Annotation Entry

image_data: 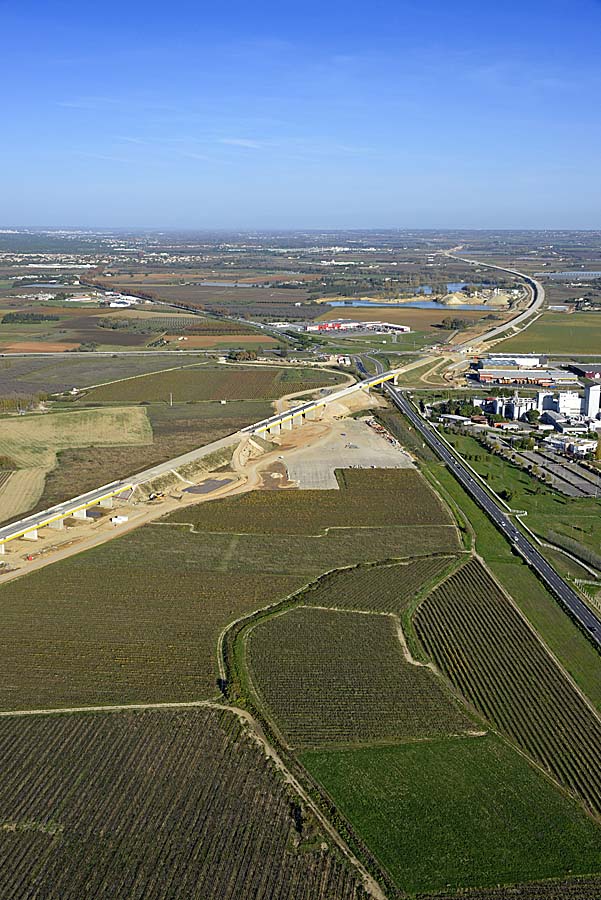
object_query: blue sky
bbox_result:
[2,0,601,228]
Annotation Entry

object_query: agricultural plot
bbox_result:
[168,468,457,534]
[498,310,601,354]
[36,400,272,511]
[0,407,152,470]
[246,607,473,748]
[0,537,302,709]
[418,876,601,900]
[0,469,46,523]
[0,707,366,900]
[83,364,345,403]
[0,467,458,711]
[96,279,316,320]
[301,734,601,895]
[0,407,153,522]
[302,556,457,614]
[0,354,210,395]
[146,523,459,577]
[414,558,601,817]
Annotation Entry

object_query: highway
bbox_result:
[384,384,601,649]
[445,252,545,349]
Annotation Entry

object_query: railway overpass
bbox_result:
[244,368,405,436]
[0,369,403,554]
[0,481,134,553]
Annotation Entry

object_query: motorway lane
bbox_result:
[385,385,601,649]
[446,252,545,349]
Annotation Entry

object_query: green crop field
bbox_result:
[83,364,345,403]
[414,558,601,817]
[167,468,458,534]
[497,311,601,354]
[0,707,366,900]
[301,734,601,895]
[246,606,473,748]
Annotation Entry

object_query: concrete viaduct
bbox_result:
[0,367,403,554]
[244,368,404,437]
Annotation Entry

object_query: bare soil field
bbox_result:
[164,333,278,348]
[317,306,499,330]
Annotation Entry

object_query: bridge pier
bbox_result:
[22,529,38,541]
[71,509,89,520]
[267,423,281,436]
[48,519,64,530]
[280,418,293,431]
[99,497,114,509]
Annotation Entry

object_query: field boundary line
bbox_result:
[0,700,219,717]
[77,359,209,392]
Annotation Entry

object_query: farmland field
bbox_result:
[317,304,497,330]
[0,469,458,710]
[0,707,366,900]
[96,279,317,320]
[418,875,601,900]
[0,407,152,470]
[302,556,458,614]
[167,468,458,534]
[497,310,601,354]
[83,364,345,403]
[0,534,302,709]
[421,460,601,711]
[301,734,601,895]
[0,469,46,522]
[35,400,273,512]
[0,407,153,522]
[0,354,211,395]
[414,558,601,817]
[246,606,473,748]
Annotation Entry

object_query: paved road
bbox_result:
[445,252,546,349]
[385,385,601,649]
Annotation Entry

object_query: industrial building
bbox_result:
[568,363,601,380]
[544,435,598,457]
[477,367,579,388]
[305,319,411,334]
[477,354,545,369]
